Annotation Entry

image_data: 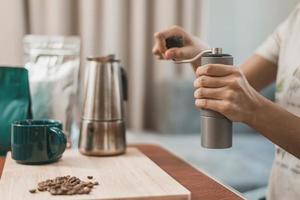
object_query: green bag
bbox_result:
[0,66,32,155]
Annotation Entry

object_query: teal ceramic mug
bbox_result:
[11,119,66,164]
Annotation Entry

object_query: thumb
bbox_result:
[165,48,185,60]
[165,46,198,60]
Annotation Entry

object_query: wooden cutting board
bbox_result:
[0,148,190,200]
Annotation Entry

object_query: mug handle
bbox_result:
[49,127,67,159]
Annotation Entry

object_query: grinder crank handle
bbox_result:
[165,36,221,64]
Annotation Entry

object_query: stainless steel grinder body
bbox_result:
[200,52,233,148]
[79,55,127,156]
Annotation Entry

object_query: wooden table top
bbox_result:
[0,144,245,200]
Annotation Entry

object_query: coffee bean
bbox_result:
[50,188,57,195]
[87,183,94,188]
[93,181,99,185]
[37,186,46,192]
[29,189,36,193]
[67,189,76,195]
[78,189,85,194]
[83,187,91,194]
[56,189,63,195]
[73,183,82,190]
[31,175,99,196]
[82,181,88,187]
[61,186,69,192]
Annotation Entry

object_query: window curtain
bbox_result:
[0,0,204,131]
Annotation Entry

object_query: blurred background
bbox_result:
[0,0,299,198]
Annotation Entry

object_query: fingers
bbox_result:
[159,25,184,39]
[194,75,229,88]
[152,26,186,59]
[194,87,223,100]
[194,87,235,100]
[152,32,167,58]
[154,53,164,60]
[195,99,233,115]
[165,47,186,60]
[195,99,227,112]
[196,64,237,77]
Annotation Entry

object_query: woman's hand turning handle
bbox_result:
[152,25,209,71]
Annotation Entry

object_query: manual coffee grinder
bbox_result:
[166,37,233,149]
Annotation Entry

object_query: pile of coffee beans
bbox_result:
[29,175,99,195]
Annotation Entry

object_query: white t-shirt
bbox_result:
[256,3,300,200]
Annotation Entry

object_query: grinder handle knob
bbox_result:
[165,36,184,49]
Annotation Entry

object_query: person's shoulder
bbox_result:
[292,3,300,14]
[284,3,300,25]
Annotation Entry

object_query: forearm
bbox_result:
[240,54,277,91]
[248,96,300,159]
